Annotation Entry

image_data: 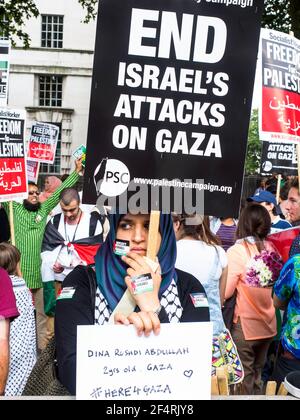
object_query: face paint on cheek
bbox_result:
[113,239,130,256]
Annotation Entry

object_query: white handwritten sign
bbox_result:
[76,322,213,400]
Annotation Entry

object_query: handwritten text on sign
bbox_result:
[76,322,213,400]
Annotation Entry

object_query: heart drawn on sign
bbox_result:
[183,370,193,378]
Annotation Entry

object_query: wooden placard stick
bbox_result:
[276,174,282,204]
[109,210,161,321]
[265,381,277,396]
[9,201,15,246]
[277,382,288,396]
[211,376,219,396]
[146,210,161,261]
[216,367,229,396]
[36,162,40,183]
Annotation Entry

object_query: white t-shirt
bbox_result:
[175,239,227,335]
[41,210,103,283]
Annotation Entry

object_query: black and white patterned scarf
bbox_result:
[5,276,37,396]
[94,279,183,325]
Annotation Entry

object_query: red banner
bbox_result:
[268,226,300,263]
[262,87,300,138]
[0,108,27,202]
[259,29,300,144]
[27,122,59,164]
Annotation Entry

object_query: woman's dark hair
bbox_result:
[236,203,271,252]
[0,242,21,275]
[173,213,220,245]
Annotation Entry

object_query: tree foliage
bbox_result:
[0,0,99,47]
[262,0,290,34]
[0,0,39,48]
[2,0,300,46]
[78,0,98,23]
[245,109,262,175]
[262,0,300,39]
[289,0,300,39]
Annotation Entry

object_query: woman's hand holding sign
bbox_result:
[123,251,162,311]
[114,251,162,336]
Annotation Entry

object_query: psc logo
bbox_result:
[262,161,272,172]
[94,158,130,197]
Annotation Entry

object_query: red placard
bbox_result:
[26,159,40,183]
[268,226,300,263]
[0,108,27,202]
[262,88,300,138]
[27,122,59,164]
[259,29,300,144]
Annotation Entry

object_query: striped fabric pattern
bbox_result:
[2,171,79,289]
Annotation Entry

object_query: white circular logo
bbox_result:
[94,158,130,197]
[262,161,273,172]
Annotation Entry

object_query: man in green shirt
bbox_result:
[2,158,83,351]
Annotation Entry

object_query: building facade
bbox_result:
[7,0,97,175]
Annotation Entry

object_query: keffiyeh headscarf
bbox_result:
[95,212,177,311]
[39,176,62,202]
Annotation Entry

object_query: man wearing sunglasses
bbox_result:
[24,185,42,212]
[1,158,83,352]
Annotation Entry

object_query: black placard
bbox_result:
[83,0,264,217]
[260,141,298,176]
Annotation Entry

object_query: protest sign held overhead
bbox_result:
[260,141,298,176]
[73,144,86,167]
[0,40,10,107]
[0,108,27,201]
[259,29,300,144]
[83,0,264,217]
[26,160,40,183]
[27,121,60,164]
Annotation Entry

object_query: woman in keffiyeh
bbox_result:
[55,212,210,395]
[95,212,177,313]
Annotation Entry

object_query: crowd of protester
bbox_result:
[0,171,300,398]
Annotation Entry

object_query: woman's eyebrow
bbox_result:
[119,217,132,223]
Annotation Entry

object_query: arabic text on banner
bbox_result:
[0,108,27,202]
[27,121,60,164]
[260,29,300,144]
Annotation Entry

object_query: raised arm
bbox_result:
[225,245,246,299]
